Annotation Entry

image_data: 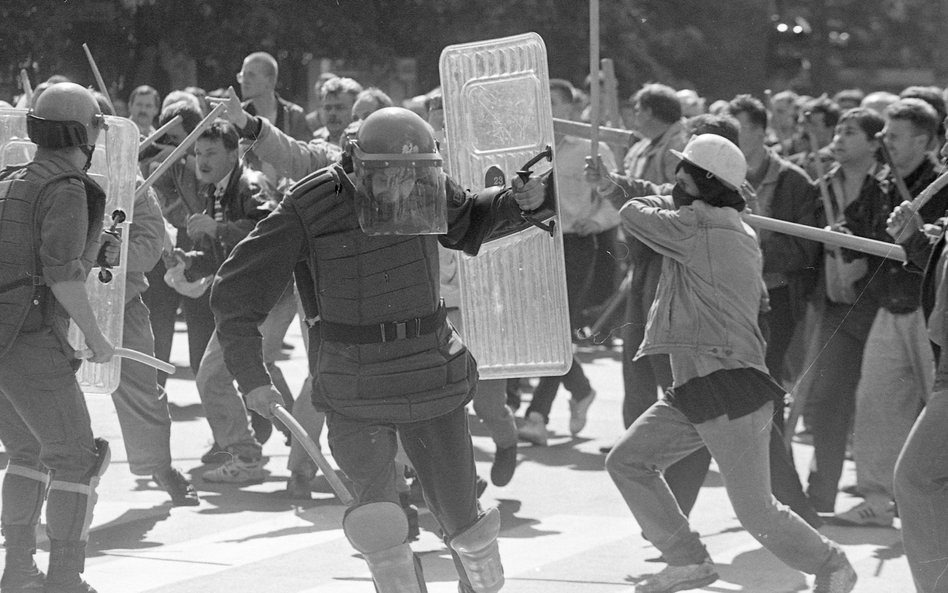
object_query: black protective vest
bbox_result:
[289,166,475,422]
[0,163,104,358]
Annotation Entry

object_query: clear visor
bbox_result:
[352,144,447,235]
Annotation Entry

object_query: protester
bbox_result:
[128,85,160,136]
[604,133,857,593]
[312,76,362,145]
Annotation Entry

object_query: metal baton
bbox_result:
[270,403,354,506]
[76,347,176,375]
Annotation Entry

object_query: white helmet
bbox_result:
[670,134,746,190]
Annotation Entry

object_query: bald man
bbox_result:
[238,51,311,142]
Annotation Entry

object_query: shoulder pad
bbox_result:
[287,166,341,203]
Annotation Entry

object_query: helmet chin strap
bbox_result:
[79,145,96,172]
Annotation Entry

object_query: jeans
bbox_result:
[854,309,932,502]
[894,389,948,593]
[802,300,876,512]
[0,330,100,542]
[110,296,173,475]
[606,400,835,573]
[197,284,297,459]
[327,403,481,590]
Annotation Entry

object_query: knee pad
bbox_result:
[343,502,426,593]
[448,507,503,593]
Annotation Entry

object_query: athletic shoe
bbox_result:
[200,442,228,464]
[153,467,200,506]
[569,389,596,435]
[812,549,857,593]
[517,412,548,446]
[490,443,517,486]
[201,457,268,484]
[832,499,895,527]
[634,559,718,593]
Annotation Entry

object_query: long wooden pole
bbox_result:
[589,0,600,160]
[139,115,183,153]
[136,102,227,200]
[19,69,33,106]
[82,43,115,115]
[746,214,906,262]
[553,118,634,147]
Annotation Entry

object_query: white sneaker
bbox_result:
[569,389,596,435]
[202,457,268,484]
[635,559,718,593]
[832,499,895,527]
[517,412,548,446]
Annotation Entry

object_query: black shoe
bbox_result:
[490,444,517,487]
[1,550,45,592]
[285,472,313,500]
[249,410,273,445]
[475,475,488,498]
[154,467,200,507]
[200,442,228,464]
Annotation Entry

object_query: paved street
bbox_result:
[1,319,914,592]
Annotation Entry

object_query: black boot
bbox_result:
[1,524,44,593]
[44,540,96,593]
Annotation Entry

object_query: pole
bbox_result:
[746,214,906,262]
[589,0,600,161]
[136,102,227,201]
[271,404,354,506]
[82,43,115,116]
[19,69,33,106]
[139,115,183,154]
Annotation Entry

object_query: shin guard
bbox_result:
[342,502,426,593]
[448,507,503,593]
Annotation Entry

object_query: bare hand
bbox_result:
[584,155,613,194]
[99,233,121,267]
[886,200,921,240]
[572,218,599,236]
[187,213,218,240]
[245,385,284,419]
[220,86,249,129]
[80,333,115,364]
[511,175,544,211]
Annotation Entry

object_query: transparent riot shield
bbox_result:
[439,33,572,379]
[0,109,138,394]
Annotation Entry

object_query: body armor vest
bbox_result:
[0,163,104,358]
[289,166,475,422]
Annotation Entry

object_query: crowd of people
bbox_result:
[1,47,947,593]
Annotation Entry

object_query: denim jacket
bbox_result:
[620,196,768,369]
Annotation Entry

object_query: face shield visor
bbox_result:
[351,141,447,235]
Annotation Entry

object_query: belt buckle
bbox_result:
[395,321,407,340]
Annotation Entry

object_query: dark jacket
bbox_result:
[181,162,276,280]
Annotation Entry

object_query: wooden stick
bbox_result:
[82,43,115,115]
[746,213,906,262]
[600,58,620,128]
[909,169,948,212]
[588,0,600,161]
[553,118,635,147]
[271,404,354,505]
[136,102,227,200]
[805,127,837,225]
[139,115,183,153]
[19,69,33,106]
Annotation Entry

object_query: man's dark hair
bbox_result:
[685,113,740,145]
[632,83,681,125]
[198,120,239,152]
[160,100,203,135]
[900,85,946,137]
[549,79,576,106]
[727,94,768,130]
[801,96,841,129]
[886,98,939,141]
[837,107,885,141]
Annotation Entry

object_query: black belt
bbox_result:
[320,302,446,344]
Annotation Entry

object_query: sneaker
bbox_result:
[285,472,313,500]
[832,499,895,527]
[813,549,857,593]
[154,467,200,506]
[635,560,718,593]
[517,412,548,446]
[200,442,228,465]
[569,389,596,436]
[201,456,268,484]
[490,443,517,487]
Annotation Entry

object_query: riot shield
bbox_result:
[439,33,572,379]
[0,109,138,394]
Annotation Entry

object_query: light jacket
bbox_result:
[620,196,767,369]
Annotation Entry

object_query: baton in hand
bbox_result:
[76,347,176,375]
[270,403,354,506]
